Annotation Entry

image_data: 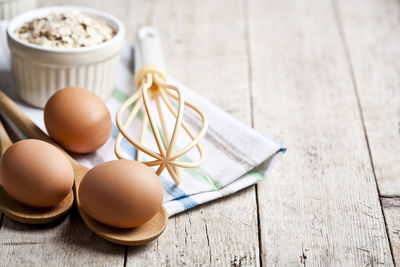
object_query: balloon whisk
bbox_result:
[114,28,208,185]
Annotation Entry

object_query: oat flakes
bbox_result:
[15,11,115,48]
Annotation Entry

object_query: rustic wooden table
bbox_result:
[1,0,399,266]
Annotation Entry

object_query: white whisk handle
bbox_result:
[135,27,165,72]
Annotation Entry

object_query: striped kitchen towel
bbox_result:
[0,23,285,216]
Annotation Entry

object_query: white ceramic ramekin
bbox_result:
[0,0,36,20]
[7,6,125,108]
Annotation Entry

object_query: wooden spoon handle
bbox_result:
[0,120,13,155]
[0,91,52,143]
[0,91,84,172]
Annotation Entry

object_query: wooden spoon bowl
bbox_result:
[78,204,168,246]
[0,90,168,245]
[0,120,74,224]
[0,187,74,224]
[71,159,168,245]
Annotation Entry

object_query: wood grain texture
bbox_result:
[381,198,400,266]
[0,207,124,266]
[333,0,400,198]
[383,207,400,266]
[334,0,400,262]
[126,0,260,265]
[248,0,393,265]
[127,188,259,266]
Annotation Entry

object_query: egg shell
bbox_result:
[44,87,112,153]
[0,139,74,208]
[78,159,164,228]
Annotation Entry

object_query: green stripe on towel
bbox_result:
[248,169,266,182]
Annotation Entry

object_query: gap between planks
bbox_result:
[250,0,393,265]
[331,0,396,263]
[333,0,400,264]
[242,0,264,266]
[381,197,400,209]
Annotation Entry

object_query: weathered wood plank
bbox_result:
[0,208,124,266]
[382,207,400,266]
[124,0,261,266]
[248,0,393,265]
[381,198,400,266]
[334,0,400,263]
[334,0,400,198]
[127,188,258,266]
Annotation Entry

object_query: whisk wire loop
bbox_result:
[115,69,208,185]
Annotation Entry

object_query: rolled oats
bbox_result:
[15,11,116,48]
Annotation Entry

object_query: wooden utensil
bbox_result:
[0,119,74,224]
[0,90,168,245]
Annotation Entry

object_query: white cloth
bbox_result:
[0,22,285,216]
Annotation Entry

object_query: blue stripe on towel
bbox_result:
[111,125,138,158]
[111,123,197,210]
[158,176,197,210]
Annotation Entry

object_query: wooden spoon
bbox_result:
[0,119,74,224]
[0,91,168,245]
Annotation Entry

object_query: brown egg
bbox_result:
[0,139,74,208]
[78,159,164,228]
[44,87,112,153]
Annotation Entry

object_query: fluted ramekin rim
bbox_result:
[7,6,125,54]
